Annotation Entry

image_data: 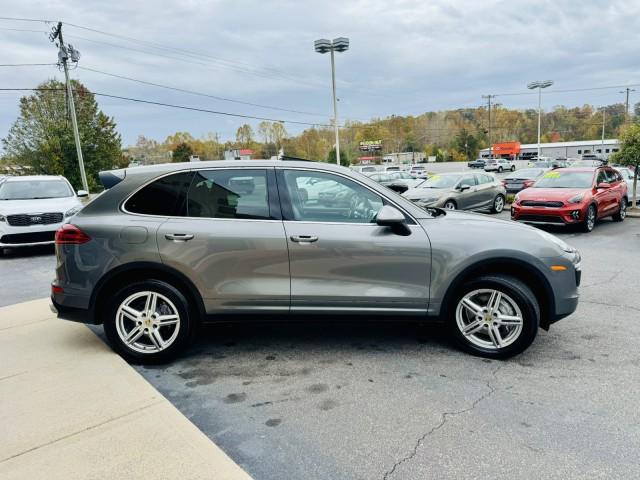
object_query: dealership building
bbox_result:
[479,139,620,160]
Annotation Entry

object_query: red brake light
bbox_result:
[55,224,91,245]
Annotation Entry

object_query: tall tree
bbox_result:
[172,142,194,163]
[235,124,254,146]
[2,79,122,190]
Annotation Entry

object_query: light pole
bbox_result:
[315,37,349,166]
[527,80,553,159]
[619,88,635,123]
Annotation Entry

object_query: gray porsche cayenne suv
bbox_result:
[51,160,581,364]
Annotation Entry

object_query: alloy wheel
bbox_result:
[455,288,524,350]
[586,206,596,231]
[494,195,504,213]
[444,201,456,210]
[620,201,627,219]
[115,291,181,354]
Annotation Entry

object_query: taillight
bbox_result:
[55,224,91,245]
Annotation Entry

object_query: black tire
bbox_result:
[491,194,505,214]
[498,166,503,173]
[448,275,540,359]
[443,199,457,210]
[510,165,516,172]
[612,199,626,222]
[103,279,197,364]
[581,204,597,232]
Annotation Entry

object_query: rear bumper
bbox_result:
[51,283,97,324]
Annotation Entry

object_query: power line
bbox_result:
[0,63,56,66]
[0,16,53,23]
[494,83,640,97]
[0,87,334,126]
[76,65,329,117]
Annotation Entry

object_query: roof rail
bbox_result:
[279,155,316,162]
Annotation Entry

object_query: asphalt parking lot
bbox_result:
[1,209,639,479]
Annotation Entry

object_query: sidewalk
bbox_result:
[0,298,252,480]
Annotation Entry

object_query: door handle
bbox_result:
[165,233,194,242]
[290,235,318,243]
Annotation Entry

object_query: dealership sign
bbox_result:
[359,140,383,152]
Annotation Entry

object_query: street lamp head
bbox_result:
[314,39,332,54]
[332,37,349,52]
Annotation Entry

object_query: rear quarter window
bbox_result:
[124,172,193,216]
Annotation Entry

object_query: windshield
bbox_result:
[506,168,544,179]
[419,174,460,189]
[0,180,74,200]
[533,171,594,189]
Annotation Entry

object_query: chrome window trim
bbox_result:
[120,166,277,221]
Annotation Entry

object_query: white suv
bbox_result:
[0,176,86,253]
[484,158,515,173]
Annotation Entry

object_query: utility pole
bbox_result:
[50,22,89,193]
[619,87,635,123]
[482,94,496,157]
[601,108,606,152]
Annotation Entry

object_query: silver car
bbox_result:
[403,172,506,213]
[51,161,580,363]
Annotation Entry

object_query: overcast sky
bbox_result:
[1,0,639,147]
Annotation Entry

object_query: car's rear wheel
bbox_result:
[443,200,457,210]
[498,166,503,173]
[510,165,516,172]
[581,204,596,232]
[103,279,196,364]
[491,194,505,214]
[449,275,539,359]
[612,199,626,222]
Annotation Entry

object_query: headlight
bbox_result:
[64,206,82,218]
[568,193,585,204]
[0,214,5,222]
[417,197,439,204]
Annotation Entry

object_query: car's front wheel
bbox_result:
[103,280,196,364]
[581,204,597,232]
[510,165,516,172]
[449,275,539,359]
[498,166,503,173]
[443,200,457,210]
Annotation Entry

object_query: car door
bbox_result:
[593,169,614,217]
[277,168,431,313]
[607,169,625,209]
[156,168,290,314]
[455,174,480,209]
[473,173,497,208]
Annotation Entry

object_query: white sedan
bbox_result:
[0,176,86,252]
[614,167,640,204]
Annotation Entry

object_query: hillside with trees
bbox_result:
[125,102,638,165]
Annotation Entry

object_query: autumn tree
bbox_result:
[235,124,254,146]
[172,142,194,163]
[2,79,122,190]
[610,123,640,209]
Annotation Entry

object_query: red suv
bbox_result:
[511,167,627,232]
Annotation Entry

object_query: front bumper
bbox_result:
[0,222,64,248]
[511,203,587,225]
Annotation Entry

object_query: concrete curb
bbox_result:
[0,298,252,480]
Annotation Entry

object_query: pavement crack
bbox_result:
[382,365,503,480]
[581,269,623,288]
[581,299,640,313]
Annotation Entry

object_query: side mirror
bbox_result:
[77,190,89,197]
[458,184,471,191]
[596,182,610,190]
[376,205,411,236]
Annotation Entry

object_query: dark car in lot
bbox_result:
[467,158,486,169]
[511,167,627,232]
[51,160,581,364]
[501,168,548,194]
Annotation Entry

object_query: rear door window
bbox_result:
[187,169,271,220]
